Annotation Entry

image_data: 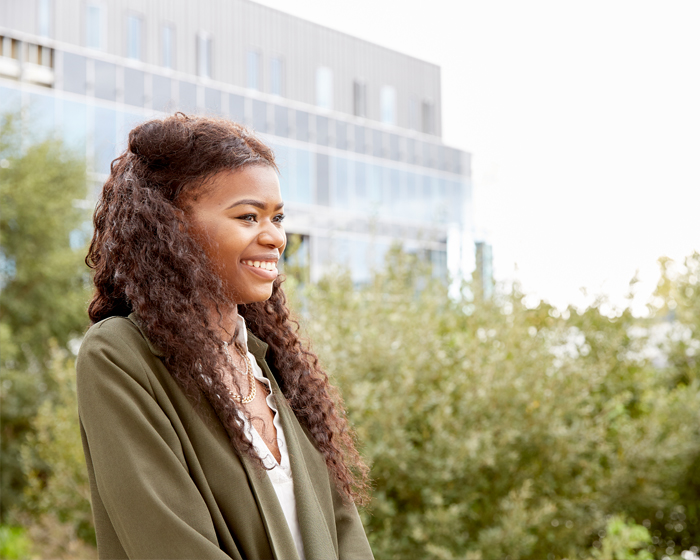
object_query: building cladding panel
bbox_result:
[1,0,441,134]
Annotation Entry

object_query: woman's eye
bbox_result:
[238,214,257,222]
[273,214,286,224]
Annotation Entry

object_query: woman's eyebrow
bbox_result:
[226,199,284,210]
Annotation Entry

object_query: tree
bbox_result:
[0,113,91,522]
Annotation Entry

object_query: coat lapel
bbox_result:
[248,333,339,560]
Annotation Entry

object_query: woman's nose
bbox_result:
[258,223,286,249]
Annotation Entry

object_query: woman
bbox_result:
[77,114,373,560]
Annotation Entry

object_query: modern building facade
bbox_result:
[0,0,473,284]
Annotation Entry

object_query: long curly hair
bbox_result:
[86,113,369,505]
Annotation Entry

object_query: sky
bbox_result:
[256,0,700,313]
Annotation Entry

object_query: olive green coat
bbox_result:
[77,315,373,560]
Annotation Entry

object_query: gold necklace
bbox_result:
[222,341,256,404]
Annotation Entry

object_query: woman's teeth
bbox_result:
[243,260,277,271]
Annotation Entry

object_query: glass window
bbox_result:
[389,134,400,161]
[38,0,52,37]
[85,4,104,50]
[197,33,212,79]
[252,99,267,132]
[247,49,260,90]
[295,148,312,205]
[380,86,396,125]
[27,93,55,139]
[94,61,116,101]
[93,106,117,174]
[315,67,333,110]
[126,15,143,60]
[273,144,293,200]
[60,99,87,155]
[336,121,347,151]
[162,24,174,69]
[368,164,383,207]
[179,81,197,113]
[372,129,383,158]
[422,100,434,134]
[205,88,221,114]
[316,116,328,146]
[389,169,401,213]
[270,56,284,96]
[124,68,144,107]
[295,111,309,142]
[229,94,245,122]
[406,138,416,164]
[62,53,86,95]
[274,105,288,137]
[0,86,20,118]
[315,153,330,206]
[354,126,365,154]
[334,157,349,208]
[152,75,172,112]
[353,80,366,118]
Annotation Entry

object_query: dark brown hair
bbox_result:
[86,113,369,504]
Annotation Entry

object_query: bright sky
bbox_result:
[256,0,700,313]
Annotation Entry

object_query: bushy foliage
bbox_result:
[0,113,90,522]
[296,249,700,559]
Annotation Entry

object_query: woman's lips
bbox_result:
[241,260,278,279]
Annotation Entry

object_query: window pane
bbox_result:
[316,116,328,146]
[178,81,197,113]
[252,100,266,132]
[334,157,349,208]
[295,111,309,142]
[27,93,55,139]
[152,75,172,112]
[93,106,117,174]
[162,25,174,69]
[354,126,365,154]
[247,50,260,90]
[62,53,86,95]
[94,61,116,101]
[274,105,288,137]
[229,94,245,122]
[380,85,396,125]
[205,88,221,114]
[86,5,103,50]
[38,0,52,37]
[127,15,142,60]
[270,56,283,96]
[315,67,333,110]
[389,134,400,161]
[296,149,312,205]
[336,121,347,151]
[0,86,19,117]
[315,153,330,206]
[124,68,144,107]
[372,129,383,158]
[61,99,86,155]
[354,161,366,206]
[197,34,211,78]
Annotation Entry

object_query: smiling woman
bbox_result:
[77,114,373,560]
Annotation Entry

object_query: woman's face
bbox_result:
[186,165,286,305]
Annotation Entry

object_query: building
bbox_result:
[0,0,473,284]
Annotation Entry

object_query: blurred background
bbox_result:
[0,1,699,559]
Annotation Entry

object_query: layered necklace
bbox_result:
[222,341,256,404]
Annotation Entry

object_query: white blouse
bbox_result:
[234,316,306,560]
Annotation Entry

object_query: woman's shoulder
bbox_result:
[80,314,163,357]
[76,314,164,386]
